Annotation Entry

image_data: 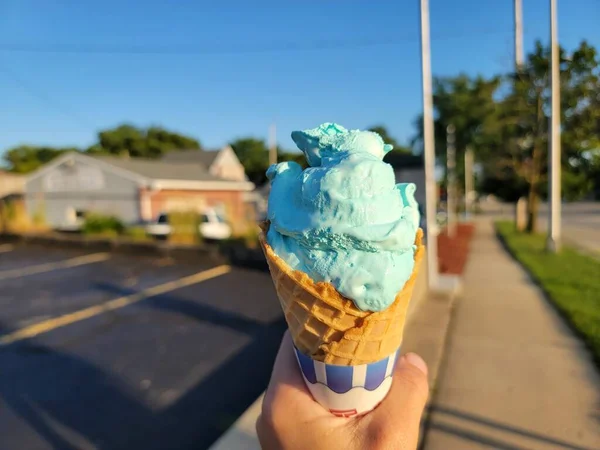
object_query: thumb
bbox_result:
[369,353,429,430]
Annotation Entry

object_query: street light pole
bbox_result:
[546,0,561,252]
[446,124,457,237]
[464,147,474,219]
[514,0,524,68]
[420,0,439,289]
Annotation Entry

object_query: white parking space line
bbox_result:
[0,264,232,346]
[0,252,110,281]
[0,244,14,254]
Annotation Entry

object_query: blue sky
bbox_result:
[0,0,598,157]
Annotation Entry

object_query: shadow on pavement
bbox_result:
[95,281,267,335]
[428,405,596,450]
[0,292,286,450]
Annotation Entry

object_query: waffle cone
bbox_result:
[259,223,425,366]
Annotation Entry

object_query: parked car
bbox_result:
[145,209,232,241]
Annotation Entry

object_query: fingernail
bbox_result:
[403,353,428,377]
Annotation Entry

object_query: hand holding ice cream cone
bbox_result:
[257,332,429,449]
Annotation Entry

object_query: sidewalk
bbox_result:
[423,219,600,450]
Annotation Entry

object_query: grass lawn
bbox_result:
[496,221,600,365]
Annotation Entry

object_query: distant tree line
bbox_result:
[3,124,202,174]
[412,39,600,232]
[1,123,409,187]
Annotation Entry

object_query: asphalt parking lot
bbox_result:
[0,243,285,450]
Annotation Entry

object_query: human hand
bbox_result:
[256,332,429,450]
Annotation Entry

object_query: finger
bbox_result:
[370,352,429,429]
[260,332,329,427]
[263,331,311,404]
[258,332,351,448]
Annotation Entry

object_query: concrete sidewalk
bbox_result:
[424,219,600,450]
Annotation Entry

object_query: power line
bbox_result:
[0,61,95,131]
[0,28,515,55]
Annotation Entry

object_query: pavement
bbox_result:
[3,210,599,450]
[0,243,286,450]
[553,202,600,257]
[423,218,600,450]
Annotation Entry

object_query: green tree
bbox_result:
[89,124,201,158]
[412,74,501,188]
[229,136,310,185]
[2,146,77,173]
[368,126,411,153]
[411,41,600,232]
[497,40,600,231]
[230,137,271,185]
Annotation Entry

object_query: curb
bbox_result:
[0,232,269,272]
[209,395,264,450]
[415,288,461,450]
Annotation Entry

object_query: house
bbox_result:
[162,147,267,221]
[0,170,25,200]
[24,148,255,232]
[161,146,246,182]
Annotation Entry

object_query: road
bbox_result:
[549,202,600,254]
[0,244,285,450]
[481,201,600,255]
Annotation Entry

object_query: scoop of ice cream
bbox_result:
[266,123,420,312]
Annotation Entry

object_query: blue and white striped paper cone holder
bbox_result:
[294,346,401,417]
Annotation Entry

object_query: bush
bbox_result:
[82,213,125,235]
[0,199,47,233]
[239,226,260,249]
[124,226,149,241]
[169,211,201,245]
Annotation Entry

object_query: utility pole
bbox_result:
[269,123,277,166]
[464,147,474,219]
[514,0,524,68]
[514,0,528,232]
[420,0,438,289]
[446,124,457,237]
[547,0,561,252]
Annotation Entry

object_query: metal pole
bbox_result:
[464,146,474,219]
[514,0,524,68]
[446,124,457,237]
[269,123,277,166]
[547,0,561,252]
[420,0,438,289]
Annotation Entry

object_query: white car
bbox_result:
[146,209,232,241]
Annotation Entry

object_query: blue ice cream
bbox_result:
[266,123,420,312]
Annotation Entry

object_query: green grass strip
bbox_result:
[496,221,600,365]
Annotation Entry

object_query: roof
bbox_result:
[90,154,224,182]
[383,152,423,169]
[161,149,220,167]
[25,152,255,192]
